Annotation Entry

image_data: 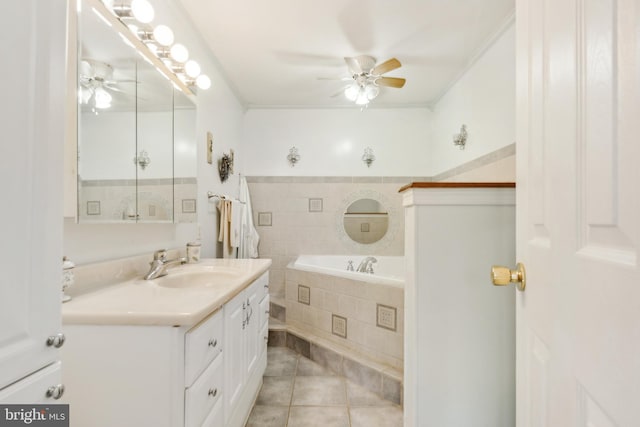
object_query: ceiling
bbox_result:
[177,0,514,108]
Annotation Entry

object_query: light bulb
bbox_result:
[344,84,359,101]
[131,0,154,23]
[196,74,211,90]
[170,43,189,63]
[365,84,379,100]
[153,25,174,46]
[184,60,201,78]
[94,87,112,109]
[355,91,369,105]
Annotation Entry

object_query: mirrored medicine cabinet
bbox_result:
[76,0,197,223]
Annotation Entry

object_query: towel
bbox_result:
[217,199,235,258]
[230,199,242,248]
[238,176,260,258]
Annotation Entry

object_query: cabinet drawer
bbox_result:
[185,354,223,427]
[185,310,223,387]
[255,271,269,300]
[260,322,269,355]
[0,362,62,403]
[201,396,223,427]
[259,294,270,329]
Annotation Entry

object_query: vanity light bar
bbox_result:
[91,0,210,95]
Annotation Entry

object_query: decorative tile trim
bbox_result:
[181,199,196,213]
[258,212,272,226]
[376,304,397,332]
[332,314,347,339]
[308,198,323,212]
[86,201,101,215]
[297,285,311,305]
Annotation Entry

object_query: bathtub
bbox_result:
[285,254,405,370]
[290,255,405,287]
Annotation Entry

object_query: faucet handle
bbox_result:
[153,249,167,260]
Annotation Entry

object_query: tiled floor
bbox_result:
[245,347,403,427]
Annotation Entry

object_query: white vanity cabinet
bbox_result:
[224,272,269,427]
[62,268,270,427]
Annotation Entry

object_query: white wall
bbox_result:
[64,0,245,263]
[242,108,432,176]
[429,22,515,175]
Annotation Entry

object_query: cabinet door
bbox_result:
[0,0,66,390]
[244,284,261,377]
[224,291,246,420]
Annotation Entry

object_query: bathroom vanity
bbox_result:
[61,258,271,427]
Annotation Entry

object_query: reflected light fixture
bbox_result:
[134,150,151,170]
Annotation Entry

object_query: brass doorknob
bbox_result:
[491,263,526,291]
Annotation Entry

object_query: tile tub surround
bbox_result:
[285,267,404,371]
[246,347,403,427]
[246,178,411,299]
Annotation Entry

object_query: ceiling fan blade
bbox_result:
[377,77,406,88]
[344,57,362,75]
[330,86,349,98]
[372,58,402,75]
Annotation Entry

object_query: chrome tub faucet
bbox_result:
[356,257,377,274]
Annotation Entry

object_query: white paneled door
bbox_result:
[0,0,66,391]
[516,0,639,425]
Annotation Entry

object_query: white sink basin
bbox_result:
[151,267,244,288]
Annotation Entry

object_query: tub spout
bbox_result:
[356,257,377,274]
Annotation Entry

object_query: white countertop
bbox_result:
[62,258,272,327]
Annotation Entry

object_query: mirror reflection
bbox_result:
[77,0,197,223]
[343,198,389,244]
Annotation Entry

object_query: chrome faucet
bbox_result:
[356,257,377,274]
[144,249,187,280]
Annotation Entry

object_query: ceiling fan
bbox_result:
[79,59,134,111]
[327,55,406,105]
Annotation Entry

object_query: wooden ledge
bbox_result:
[399,182,515,193]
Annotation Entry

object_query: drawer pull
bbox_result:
[208,388,218,397]
[264,336,268,341]
[46,384,65,400]
[265,310,270,315]
[46,333,66,348]
[208,338,218,348]
[264,284,269,289]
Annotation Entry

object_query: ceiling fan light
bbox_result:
[365,84,379,100]
[355,91,369,105]
[94,87,113,109]
[184,60,201,78]
[196,74,211,90]
[344,84,359,101]
[153,25,174,47]
[131,0,154,23]
[170,43,189,63]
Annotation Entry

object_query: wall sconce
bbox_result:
[453,124,468,150]
[287,146,301,167]
[362,147,375,167]
[133,150,151,170]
